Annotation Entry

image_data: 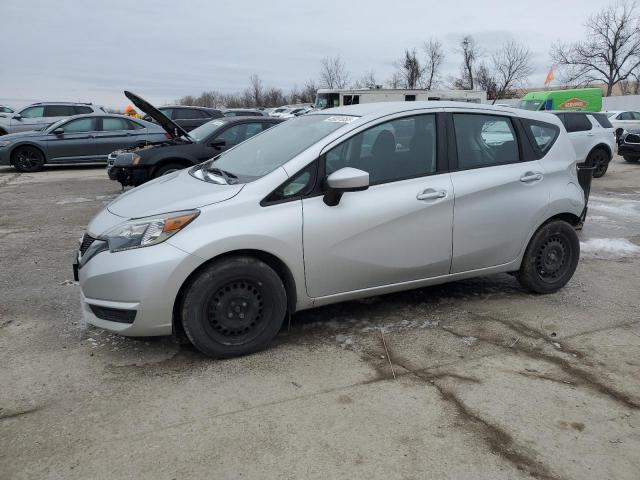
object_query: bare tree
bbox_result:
[551,1,640,96]
[453,35,481,89]
[490,40,533,102]
[386,72,403,88]
[395,49,424,89]
[319,56,350,89]
[352,70,378,88]
[242,74,264,107]
[423,38,445,90]
[299,80,319,104]
[475,63,498,100]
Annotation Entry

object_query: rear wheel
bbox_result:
[516,220,580,294]
[153,162,186,178]
[181,256,287,358]
[588,148,609,178]
[12,146,45,172]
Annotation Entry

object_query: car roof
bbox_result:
[29,102,94,106]
[161,105,219,110]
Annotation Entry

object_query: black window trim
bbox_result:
[260,161,319,206]
[448,111,524,172]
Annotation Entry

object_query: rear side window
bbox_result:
[590,113,613,128]
[126,119,145,130]
[618,112,633,120]
[521,119,560,157]
[158,108,173,119]
[564,114,592,132]
[74,106,93,114]
[45,105,75,117]
[453,114,519,169]
[102,117,130,131]
[174,108,201,119]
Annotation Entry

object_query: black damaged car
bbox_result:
[618,129,640,163]
[107,91,284,187]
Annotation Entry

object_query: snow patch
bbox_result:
[580,238,640,259]
[56,197,91,205]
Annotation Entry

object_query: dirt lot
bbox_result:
[1,158,639,480]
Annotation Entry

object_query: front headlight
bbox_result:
[101,209,199,252]
[0,140,12,147]
[131,153,142,166]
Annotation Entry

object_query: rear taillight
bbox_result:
[164,133,173,140]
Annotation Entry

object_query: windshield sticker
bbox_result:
[324,116,357,123]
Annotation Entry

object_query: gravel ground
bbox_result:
[1,158,639,480]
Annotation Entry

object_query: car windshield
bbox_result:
[518,99,543,111]
[187,119,227,142]
[196,114,357,183]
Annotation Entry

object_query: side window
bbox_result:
[244,122,264,139]
[126,119,145,130]
[325,114,437,185]
[591,113,613,128]
[45,105,75,117]
[522,119,560,157]
[62,117,96,133]
[102,117,130,131]
[158,108,173,119]
[262,164,316,205]
[618,111,633,120]
[632,112,640,120]
[19,106,45,118]
[74,106,93,114]
[174,108,200,119]
[453,114,519,169]
[216,124,245,145]
[565,114,592,132]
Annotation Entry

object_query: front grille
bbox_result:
[89,304,136,324]
[79,233,96,256]
[625,133,640,144]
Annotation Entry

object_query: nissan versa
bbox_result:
[76,102,588,358]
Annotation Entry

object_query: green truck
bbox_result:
[518,88,602,112]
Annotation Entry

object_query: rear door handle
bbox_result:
[520,172,543,183]
[586,132,594,136]
[417,189,447,201]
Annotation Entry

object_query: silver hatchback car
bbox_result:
[76,102,586,358]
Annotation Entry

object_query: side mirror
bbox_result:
[13,114,22,120]
[52,127,64,135]
[210,138,226,149]
[323,167,369,206]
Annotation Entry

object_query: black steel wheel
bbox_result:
[587,148,609,178]
[181,256,287,358]
[517,220,580,294]
[12,146,45,172]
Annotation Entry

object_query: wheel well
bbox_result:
[152,158,193,175]
[543,212,582,228]
[10,144,46,165]
[589,143,612,160]
[172,249,297,339]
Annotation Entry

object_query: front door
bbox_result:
[448,111,549,273]
[45,117,98,162]
[302,113,453,298]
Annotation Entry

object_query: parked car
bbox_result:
[269,107,290,117]
[0,105,14,114]
[142,104,222,132]
[107,91,283,186]
[617,129,640,163]
[605,110,640,142]
[0,102,105,136]
[280,107,313,119]
[0,114,167,172]
[75,101,587,358]
[550,111,615,178]
[222,109,268,117]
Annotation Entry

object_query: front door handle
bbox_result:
[520,171,543,183]
[417,189,446,201]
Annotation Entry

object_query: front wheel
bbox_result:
[181,256,287,358]
[12,146,45,172]
[588,148,609,178]
[516,220,580,294]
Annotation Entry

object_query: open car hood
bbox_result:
[124,90,191,141]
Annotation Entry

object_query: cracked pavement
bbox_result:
[1,159,640,479]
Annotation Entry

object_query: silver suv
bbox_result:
[76,102,587,358]
[0,102,105,135]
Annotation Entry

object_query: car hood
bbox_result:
[124,90,191,141]
[106,168,243,218]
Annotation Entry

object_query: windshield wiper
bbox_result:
[207,166,238,184]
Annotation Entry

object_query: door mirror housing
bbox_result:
[52,127,64,135]
[323,167,369,206]
[13,114,22,120]
[210,138,226,149]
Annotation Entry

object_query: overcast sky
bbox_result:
[1,0,605,109]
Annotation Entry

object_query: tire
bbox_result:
[181,256,287,358]
[588,148,609,178]
[516,220,580,294]
[624,156,639,163]
[12,146,45,172]
[153,162,185,178]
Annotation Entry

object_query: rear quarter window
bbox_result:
[590,113,613,129]
[521,119,560,158]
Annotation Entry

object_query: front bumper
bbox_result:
[618,143,640,157]
[78,241,203,336]
[0,148,11,166]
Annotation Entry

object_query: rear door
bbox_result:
[302,112,454,297]
[94,117,146,158]
[448,110,549,273]
[44,117,98,162]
